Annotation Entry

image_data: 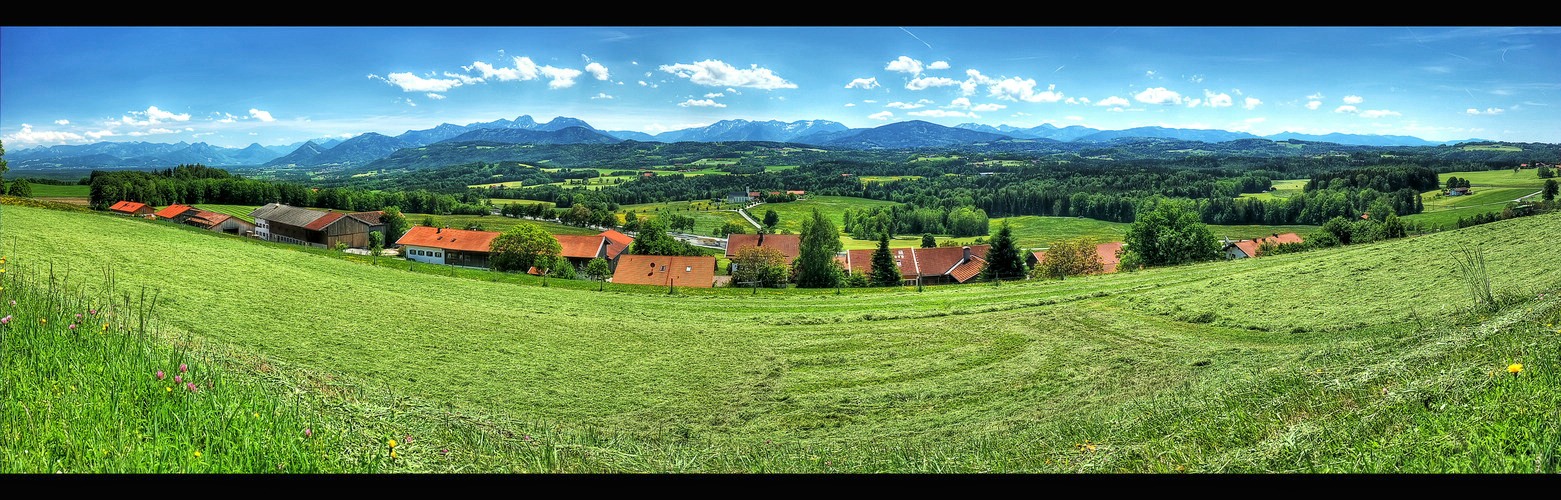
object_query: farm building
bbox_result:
[725,233,802,273]
[1223,233,1304,259]
[725,191,753,204]
[599,229,634,265]
[555,234,611,269]
[395,226,500,268]
[153,204,198,222]
[1448,187,1472,196]
[612,254,717,288]
[249,203,386,249]
[1028,242,1126,274]
[183,209,257,235]
[108,201,153,216]
[837,245,990,285]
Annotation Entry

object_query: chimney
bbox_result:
[437,227,442,233]
[962,246,971,262]
[758,232,765,246]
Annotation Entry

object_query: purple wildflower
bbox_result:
[179,363,188,373]
[174,374,183,384]
[186,382,197,392]
[156,370,166,380]
[304,428,313,438]
[2,315,11,325]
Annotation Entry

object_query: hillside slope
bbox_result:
[4,204,1557,472]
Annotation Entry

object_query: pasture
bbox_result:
[4,202,1559,473]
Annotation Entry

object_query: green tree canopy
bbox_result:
[869,232,902,287]
[731,246,790,288]
[628,218,701,256]
[921,233,937,248]
[489,221,561,273]
[1033,237,1104,280]
[793,208,844,288]
[1123,199,1221,267]
[980,220,1025,280]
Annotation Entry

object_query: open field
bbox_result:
[1408,169,1549,229]
[5,202,1558,472]
[1238,179,1308,201]
[26,184,90,198]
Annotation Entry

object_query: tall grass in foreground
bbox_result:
[0,258,382,473]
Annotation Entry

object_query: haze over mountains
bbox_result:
[7,114,1494,170]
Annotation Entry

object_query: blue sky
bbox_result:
[3,26,1559,149]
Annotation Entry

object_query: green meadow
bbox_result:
[1407,169,1550,229]
[3,201,1558,472]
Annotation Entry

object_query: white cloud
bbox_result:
[659,60,797,89]
[1307,100,1322,110]
[1203,90,1233,108]
[1187,74,1205,83]
[678,99,726,108]
[54,119,69,125]
[704,92,724,98]
[885,56,924,75]
[376,72,465,92]
[1185,99,1202,108]
[145,106,190,123]
[1244,97,1262,110]
[585,62,609,80]
[85,129,117,140]
[948,97,971,109]
[972,103,1006,112]
[217,113,239,123]
[907,76,959,90]
[985,78,1065,103]
[868,111,894,120]
[863,100,877,104]
[1097,96,1131,108]
[844,103,856,107]
[403,98,417,107]
[427,93,446,100]
[592,93,614,100]
[442,72,484,85]
[909,109,976,118]
[1134,87,1184,105]
[845,77,880,89]
[1359,109,1400,118]
[1335,105,1359,114]
[249,108,276,122]
[886,100,930,109]
[1307,92,1325,100]
[928,60,950,70]
[6,123,84,144]
[1466,107,1504,115]
[1342,95,1364,104]
[541,66,584,88]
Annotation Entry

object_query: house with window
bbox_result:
[612,254,717,288]
[1223,233,1304,259]
[724,233,801,273]
[395,225,500,268]
[183,209,256,235]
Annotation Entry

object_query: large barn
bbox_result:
[250,203,385,248]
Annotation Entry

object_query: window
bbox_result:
[435,252,442,258]
[659,265,667,272]
[685,266,692,272]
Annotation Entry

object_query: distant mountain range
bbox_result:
[7,114,1496,171]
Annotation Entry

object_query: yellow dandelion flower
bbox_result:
[388,439,397,448]
[40,318,46,324]
[166,386,172,392]
[390,450,398,459]
[1508,363,1523,374]
[194,450,202,458]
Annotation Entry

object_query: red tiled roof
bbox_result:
[599,229,634,260]
[346,211,384,225]
[1231,233,1303,258]
[914,245,989,277]
[947,255,987,283]
[109,201,149,214]
[786,190,805,195]
[844,247,919,279]
[1096,242,1124,273]
[725,233,802,262]
[612,254,716,288]
[394,226,500,253]
[555,234,607,259]
[302,212,346,231]
[153,204,194,219]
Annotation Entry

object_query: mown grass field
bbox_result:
[4,201,1559,473]
[25,184,90,198]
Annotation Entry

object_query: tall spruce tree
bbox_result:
[870,232,902,287]
[793,208,843,288]
[981,220,1025,280]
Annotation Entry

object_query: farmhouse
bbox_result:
[725,233,802,273]
[612,254,717,288]
[1223,233,1304,259]
[599,229,634,265]
[395,225,500,268]
[250,203,385,249]
[1448,187,1472,196]
[108,201,153,216]
[837,245,990,285]
[1028,242,1126,274]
